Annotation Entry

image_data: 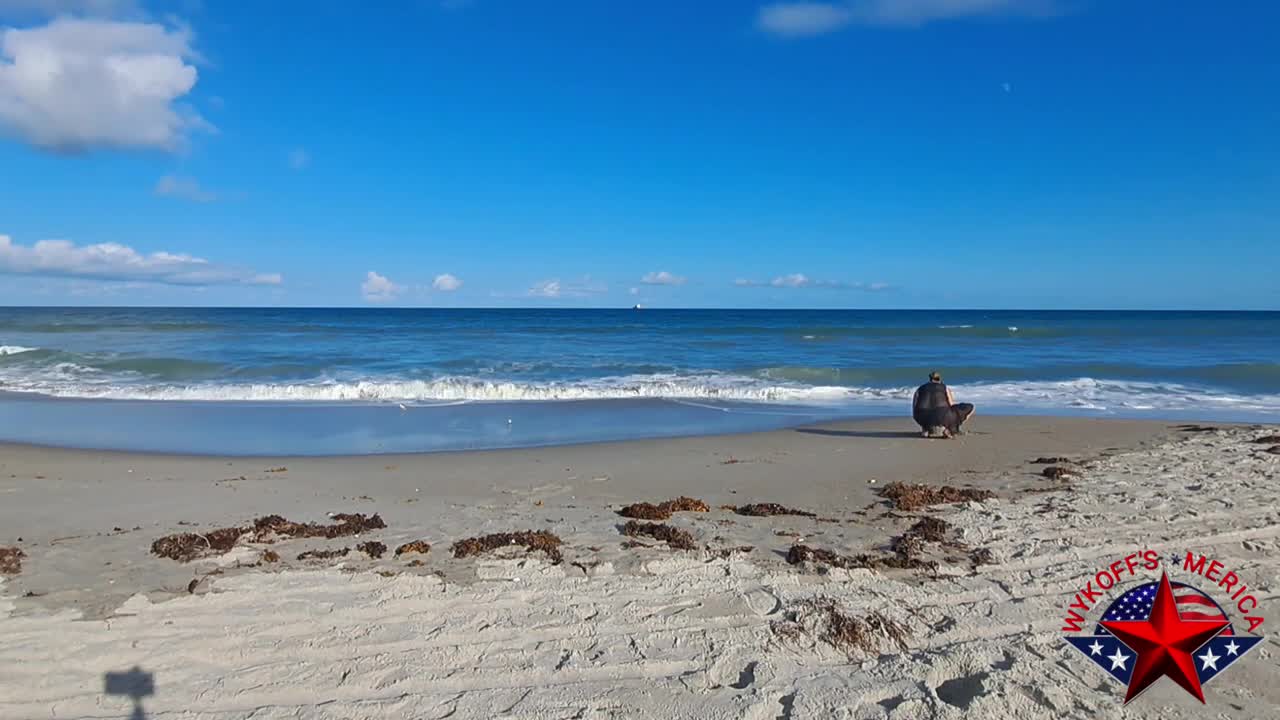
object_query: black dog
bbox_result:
[915,402,975,438]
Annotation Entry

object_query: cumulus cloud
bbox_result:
[734,273,892,290]
[361,271,401,303]
[641,270,686,286]
[0,0,141,18]
[527,277,606,299]
[288,147,310,170]
[154,174,215,202]
[757,0,1058,35]
[757,2,852,37]
[432,273,462,292]
[0,233,281,286]
[0,17,209,153]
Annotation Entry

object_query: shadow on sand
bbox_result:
[794,428,923,439]
[105,666,154,720]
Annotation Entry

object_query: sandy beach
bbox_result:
[2,415,1278,719]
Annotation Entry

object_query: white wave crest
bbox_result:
[0,345,37,355]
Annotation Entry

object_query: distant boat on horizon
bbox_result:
[632,304,642,310]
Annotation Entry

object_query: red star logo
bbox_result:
[1101,572,1229,704]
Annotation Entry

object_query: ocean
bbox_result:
[1,307,1277,454]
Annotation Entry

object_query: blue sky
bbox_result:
[0,0,1276,309]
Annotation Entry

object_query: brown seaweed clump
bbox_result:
[252,513,385,539]
[905,516,951,543]
[357,541,387,559]
[1251,434,1280,444]
[621,521,698,550]
[732,503,817,518]
[451,530,563,563]
[1041,466,1076,480]
[261,550,281,563]
[970,547,996,568]
[617,496,711,520]
[395,540,431,557]
[786,544,870,571]
[877,482,995,511]
[1030,456,1074,464]
[150,526,247,562]
[297,547,351,561]
[0,546,24,575]
[772,597,910,657]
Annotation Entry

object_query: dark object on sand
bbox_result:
[1251,435,1280,444]
[786,544,868,570]
[297,547,351,561]
[0,546,24,574]
[1265,445,1280,455]
[617,496,711,521]
[150,527,246,563]
[621,521,698,550]
[261,550,281,563]
[357,541,387,559]
[252,513,385,539]
[1030,457,1074,464]
[732,503,817,518]
[1041,466,1076,480]
[970,547,996,568]
[451,530,563,563]
[772,597,910,656]
[395,540,431,556]
[906,516,951,543]
[877,482,994,511]
[1175,424,1218,432]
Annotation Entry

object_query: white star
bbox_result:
[1225,640,1240,656]
[1088,640,1104,656]
[1109,649,1130,670]
[1199,648,1221,671]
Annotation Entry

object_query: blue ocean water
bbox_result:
[1,308,1277,453]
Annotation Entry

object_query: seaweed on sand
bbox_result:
[877,482,994,511]
[297,547,351,561]
[772,597,910,657]
[395,540,431,557]
[357,541,387,559]
[150,527,246,563]
[1041,466,1076,480]
[252,513,385,539]
[451,530,563,563]
[732,503,816,518]
[620,521,698,550]
[617,496,711,521]
[0,546,24,574]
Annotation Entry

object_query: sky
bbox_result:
[0,0,1276,309]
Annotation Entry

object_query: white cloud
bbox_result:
[361,271,401,303]
[628,287,640,296]
[0,17,208,153]
[757,0,1058,35]
[432,273,462,292]
[528,279,562,298]
[0,233,281,286]
[154,174,215,202]
[641,270,686,286]
[0,0,141,18]
[288,147,310,170]
[757,2,852,37]
[734,273,892,290]
[527,277,606,299]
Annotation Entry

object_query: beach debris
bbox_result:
[786,544,869,571]
[150,527,246,563]
[261,550,281,563]
[772,597,910,657]
[722,457,741,465]
[1030,456,1073,464]
[252,513,386,539]
[970,547,996,568]
[708,545,755,560]
[1040,466,1076,480]
[621,521,698,550]
[1251,434,1280,444]
[357,541,387,559]
[616,496,711,521]
[451,530,564,563]
[297,547,351,561]
[0,546,25,575]
[406,559,426,567]
[1174,424,1218,433]
[1264,445,1280,455]
[732,503,817,518]
[265,467,288,473]
[395,540,431,557]
[877,482,994,511]
[905,516,951,543]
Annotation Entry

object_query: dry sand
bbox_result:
[0,416,1277,719]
